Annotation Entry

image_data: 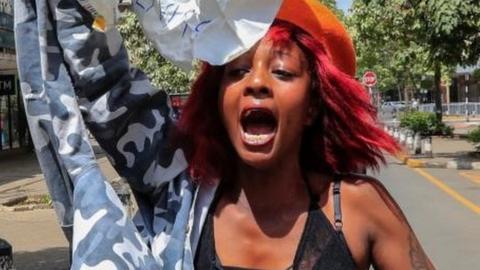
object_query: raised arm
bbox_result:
[53,1,188,193]
[15,0,194,268]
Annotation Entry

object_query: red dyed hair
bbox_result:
[178,20,399,181]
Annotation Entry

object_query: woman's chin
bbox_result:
[237,150,278,170]
[231,131,280,169]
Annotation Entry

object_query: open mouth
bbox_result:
[240,108,277,146]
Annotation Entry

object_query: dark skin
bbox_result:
[215,38,435,269]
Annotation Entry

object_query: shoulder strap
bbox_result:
[332,172,376,232]
[333,174,343,232]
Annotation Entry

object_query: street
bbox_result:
[373,157,480,270]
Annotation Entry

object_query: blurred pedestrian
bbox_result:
[412,98,419,111]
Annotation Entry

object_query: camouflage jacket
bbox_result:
[14,0,217,269]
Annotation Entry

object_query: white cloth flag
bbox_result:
[131,0,283,69]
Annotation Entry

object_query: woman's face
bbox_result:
[219,38,314,169]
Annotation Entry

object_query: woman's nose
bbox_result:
[243,69,272,98]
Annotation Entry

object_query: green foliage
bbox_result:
[409,0,480,66]
[347,0,429,93]
[319,0,345,19]
[400,111,454,136]
[398,0,479,121]
[349,0,480,116]
[467,126,480,145]
[473,69,480,81]
[400,111,434,135]
[39,194,52,205]
[420,78,433,91]
[117,12,196,94]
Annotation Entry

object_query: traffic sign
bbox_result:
[362,71,377,87]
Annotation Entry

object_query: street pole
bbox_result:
[466,73,470,122]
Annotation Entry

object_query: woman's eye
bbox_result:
[273,69,294,80]
[227,68,249,78]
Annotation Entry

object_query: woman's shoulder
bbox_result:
[339,173,405,217]
[333,177,434,269]
[340,173,392,203]
[310,172,408,231]
[337,173,411,238]
[310,172,396,206]
[340,173,400,206]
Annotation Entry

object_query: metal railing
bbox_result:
[418,102,480,116]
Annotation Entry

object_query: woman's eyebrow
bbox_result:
[270,49,307,69]
[272,48,292,58]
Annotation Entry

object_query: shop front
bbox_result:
[0,75,30,152]
[0,0,31,154]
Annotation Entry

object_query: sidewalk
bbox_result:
[0,144,121,269]
[0,149,120,209]
[443,117,480,136]
[385,114,480,169]
[398,136,480,170]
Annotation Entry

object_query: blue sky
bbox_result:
[337,0,353,12]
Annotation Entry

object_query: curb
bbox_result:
[406,159,426,168]
[0,194,52,212]
[397,155,480,170]
[0,203,52,212]
[0,194,28,206]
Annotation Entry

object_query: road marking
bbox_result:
[414,168,480,216]
[459,172,480,185]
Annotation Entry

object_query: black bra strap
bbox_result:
[333,175,343,231]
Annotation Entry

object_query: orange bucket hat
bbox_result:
[276,0,356,76]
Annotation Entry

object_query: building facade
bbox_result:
[0,0,30,153]
[451,65,480,104]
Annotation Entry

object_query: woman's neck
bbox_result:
[226,159,310,212]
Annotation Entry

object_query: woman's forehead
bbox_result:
[229,38,306,65]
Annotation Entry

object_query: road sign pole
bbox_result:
[363,71,378,106]
[368,86,373,104]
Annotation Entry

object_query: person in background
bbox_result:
[412,98,420,111]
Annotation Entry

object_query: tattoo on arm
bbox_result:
[409,234,434,270]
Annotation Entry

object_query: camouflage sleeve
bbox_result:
[15,0,195,268]
[52,2,197,267]
[15,0,165,268]
[53,1,188,195]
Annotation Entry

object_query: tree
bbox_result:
[350,0,480,121]
[347,0,429,101]
[117,11,196,94]
[405,0,480,121]
[320,0,346,20]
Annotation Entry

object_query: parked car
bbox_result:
[381,101,408,113]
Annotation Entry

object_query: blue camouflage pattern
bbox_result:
[14,0,218,268]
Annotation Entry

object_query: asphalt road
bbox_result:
[371,157,480,270]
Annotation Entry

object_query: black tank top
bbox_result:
[194,175,357,270]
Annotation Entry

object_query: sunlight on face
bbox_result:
[219,38,314,169]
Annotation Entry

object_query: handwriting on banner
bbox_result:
[82,0,283,69]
